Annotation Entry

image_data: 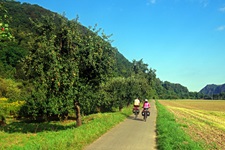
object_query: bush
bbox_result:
[0,78,21,99]
[0,97,25,118]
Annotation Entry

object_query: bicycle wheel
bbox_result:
[134,110,137,119]
[144,111,147,122]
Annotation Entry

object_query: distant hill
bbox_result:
[199,84,225,95]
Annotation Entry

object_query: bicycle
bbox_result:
[142,108,150,122]
[133,106,140,119]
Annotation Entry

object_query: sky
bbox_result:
[18,0,225,92]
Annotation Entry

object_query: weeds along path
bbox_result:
[84,100,157,150]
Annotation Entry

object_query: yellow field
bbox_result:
[158,100,225,150]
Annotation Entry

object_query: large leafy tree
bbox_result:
[75,24,115,116]
[101,77,127,111]
[21,15,80,121]
[78,24,115,86]
[131,59,158,99]
[21,14,116,126]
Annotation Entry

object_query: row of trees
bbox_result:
[0,1,155,125]
[21,14,160,124]
[0,1,212,126]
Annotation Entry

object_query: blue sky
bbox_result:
[18,0,225,92]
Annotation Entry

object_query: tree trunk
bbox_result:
[119,105,123,112]
[74,101,82,127]
[0,115,6,126]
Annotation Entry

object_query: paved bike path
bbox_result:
[84,100,157,150]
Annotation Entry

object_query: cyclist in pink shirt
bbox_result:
[142,99,150,121]
[143,99,150,110]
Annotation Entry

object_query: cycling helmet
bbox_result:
[145,99,148,102]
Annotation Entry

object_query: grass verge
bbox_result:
[155,100,203,150]
[0,106,132,150]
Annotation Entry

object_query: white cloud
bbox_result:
[150,0,156,4]
[216,25,225,31]
[200,0,209,8]
[219,7,225,12]
[147,0,156,5]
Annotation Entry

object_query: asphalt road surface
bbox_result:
[84,100,157,150]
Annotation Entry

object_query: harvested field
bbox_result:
[158,100,225,150]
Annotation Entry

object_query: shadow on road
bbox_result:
[126,115,145,122]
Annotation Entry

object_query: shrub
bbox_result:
[0,78,22,101]
[0,97,25,118]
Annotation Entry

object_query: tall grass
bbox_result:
[0,106,132,150]
[155,100,203,150]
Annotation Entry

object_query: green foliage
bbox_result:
[0,114,5,122]
[114,48,132,77]
[21,15,79,119]
[0,42,28,67]
[0,42,28,79]
[161,81,189,99]
[20,12,116,120]
[78,24,115,87]
[0,61,15,78]
[132,59,148,75]
[100,76,150,111]
[75,84,105,115]
[156,101,203,150]
[0,1,13,41]
[189,91,204,99]
[101,77,127,111]
[212,92,225,100]
[131,59,158,99]
[0,78,23,100]
[0,97,25,119]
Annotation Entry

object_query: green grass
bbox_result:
[0,106,132,150]
[1,101,209,150]
[155,100,203,150]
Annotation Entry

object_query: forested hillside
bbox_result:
[0,1,209,124]
[199,84,225,99]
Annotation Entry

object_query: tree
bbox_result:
[20,13,117,127]
[132,59,148,75]
[101,76,150,111]
[0,1,13,41]
[21,15,79,122]
[75,24,116,116]
[77,24,115,87]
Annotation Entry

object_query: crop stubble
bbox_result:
[158,100,225,150]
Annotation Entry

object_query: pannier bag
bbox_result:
[142,111,150,116]
[147,111,150,116]
[133,108,139,113]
